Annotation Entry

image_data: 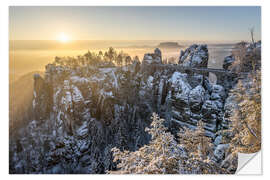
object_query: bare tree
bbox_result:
[249,27,255,45]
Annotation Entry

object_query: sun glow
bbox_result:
[58,33,70,43]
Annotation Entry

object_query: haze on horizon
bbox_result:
[9,6,261,42]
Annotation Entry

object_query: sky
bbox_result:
[9,6,261,42]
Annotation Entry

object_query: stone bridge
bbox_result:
[152,64,248,85]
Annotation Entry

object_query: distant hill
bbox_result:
[158,42,183,48]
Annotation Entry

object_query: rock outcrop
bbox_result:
[223,41,261,72]
[178,44,208,68]
[142,48,162,66]
[223,55,235,70]
[218,41,261,92]
[10,45,237,174]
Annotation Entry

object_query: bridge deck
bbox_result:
[155,64,248,75]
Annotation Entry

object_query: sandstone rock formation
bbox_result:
[179,44,208,68]
[218,41,261,93]
[142,48,162,66]
[10,44,242,174]
[224,41,261,72]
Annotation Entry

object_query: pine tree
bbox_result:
[109,113,229,174]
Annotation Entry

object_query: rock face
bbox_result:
[223,41,261,72]
[223,55,235,70]
[142,48,162,66]
[179,44,208,68]
[218,41,261,93]
[33,73,51,120]
[10,45,234,174]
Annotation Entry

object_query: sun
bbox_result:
[58,33,70,43]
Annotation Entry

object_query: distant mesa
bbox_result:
[158,42,183,48]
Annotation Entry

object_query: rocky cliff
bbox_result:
[179,44,208,68]
[218,41,261,92]
[10,45,241,174]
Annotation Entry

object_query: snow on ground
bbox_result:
[70,76,90,84]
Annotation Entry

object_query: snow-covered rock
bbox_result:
[169,72,191,100]
[223,55,235,70]
[10,52,232,173]
[222,41,261,73]
[142,48,162,66]
[189,85,205,112]
[178,44,209,68]
[213,144,230,163]
[210,85,226,101]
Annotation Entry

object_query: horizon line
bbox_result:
[9,39,253,43]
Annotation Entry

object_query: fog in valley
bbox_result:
[10,40,233,82]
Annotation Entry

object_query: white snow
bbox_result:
[191,55,202,64]
[147,76,154,88]
[71,85,84,103]
[170,72,191,93]
[169,72,191,100]
[99,89,114,100]
[99,67,115,73]
[144,55,153,60]
[53,87,61,111]
[191,85,205,96]
[70,76,90,84]
[76,121,88,138]
[32,90,37,108]
[90,76,105,82]
[61,91,72,111]
[32,99,36,109]
[111,71,119,89]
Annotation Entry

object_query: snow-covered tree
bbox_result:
[228,71,261,153]
[177,121,229,174]
[110,113,181,174]
[109,113,229,174]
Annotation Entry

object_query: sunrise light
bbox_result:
[58,33,70,43]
